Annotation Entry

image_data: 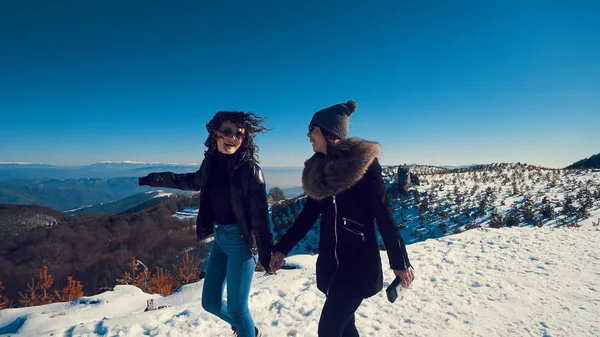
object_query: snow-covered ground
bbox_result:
[268,165,600,256]
[2,164,598,336]
[2,223,599,337]
[175,206,200,218]
[149,190,175,199]
[387,164,600,243]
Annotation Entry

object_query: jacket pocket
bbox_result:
[342,217,365,241]
[343,217,365,227]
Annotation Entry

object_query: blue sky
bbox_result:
[1,0,598,168]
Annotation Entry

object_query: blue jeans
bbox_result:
[201,224,257,337]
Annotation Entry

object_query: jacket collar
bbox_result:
[205,148,255,173]
[302,138,380,200]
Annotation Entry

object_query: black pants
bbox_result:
[318,294,363,337]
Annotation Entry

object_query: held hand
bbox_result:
[393,267,415,289]
[262,256,274,275]
[270,251,286,273]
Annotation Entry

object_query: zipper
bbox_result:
[342,226,365,241]
[342,217,365,227]
[327,195,340,296]
[342,217,366,241]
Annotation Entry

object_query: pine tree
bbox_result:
[0,280,10,309]
[489,214,503,228]
[268,187,286,202]
[38,266,54,304]
[419,198,429,215]
[119,257,151,292]
[505,210,520,227]
[148,268,175,295]
[541,202,556,219]
[18,278,41,307]
[54,276,84,302]
[520,196,536,222]
[477,196,489,216]
[438,221,447,233]
[562,195,577,215]
[412,189,420,205]
[173,251,200,286]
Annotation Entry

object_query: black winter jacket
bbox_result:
[138,150,273,269]
[273,139,411,299]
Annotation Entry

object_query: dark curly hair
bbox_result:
[204,111,270,161]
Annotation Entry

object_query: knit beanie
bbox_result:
[309,100,357,139]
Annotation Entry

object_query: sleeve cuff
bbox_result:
[138,177,149,186]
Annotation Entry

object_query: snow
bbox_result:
[1,224,599,337]
[63,205,93,213]
[175,206,200,218]
[98,161,200,166]
[100,161,161,164]
[153,192,174,199]
[386,164,600,244]
[2,164,598,336]
[178,165,600,256]
[0,162,39,165]
[149,191,174,199]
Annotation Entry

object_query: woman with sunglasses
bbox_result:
[269,101,414,337]
[138,111,272,337]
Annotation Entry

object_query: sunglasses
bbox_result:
[308,124,316,133]
[219,128,245,139]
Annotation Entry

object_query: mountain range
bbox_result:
[0,162,200,181]
[0,162,303,212]
[1,154,597,215]
[0,162,598,336]
[65,190,184,215]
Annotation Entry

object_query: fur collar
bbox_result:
[302,138,380,200]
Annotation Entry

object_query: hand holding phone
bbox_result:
[386,276,404,303]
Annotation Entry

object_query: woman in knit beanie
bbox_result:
[270,100,414,337]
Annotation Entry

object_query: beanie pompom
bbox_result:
[344,100,357,116]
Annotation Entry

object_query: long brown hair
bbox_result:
[321,128,351,159]
[204,111,269,161]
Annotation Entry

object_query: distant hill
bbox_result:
[1,161,598,306]
[119,195,180,214]
[0,177,175,211]
[441,164,479,169]
[0,163,302,211]
[0,162,200,181]
[65,190,191,215]
[0,204,69,250]
[0,193,202,300]
[0,162,303,187]
[281,186,304,199]
[567,153,600,169]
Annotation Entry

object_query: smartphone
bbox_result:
[386,276,404,303]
